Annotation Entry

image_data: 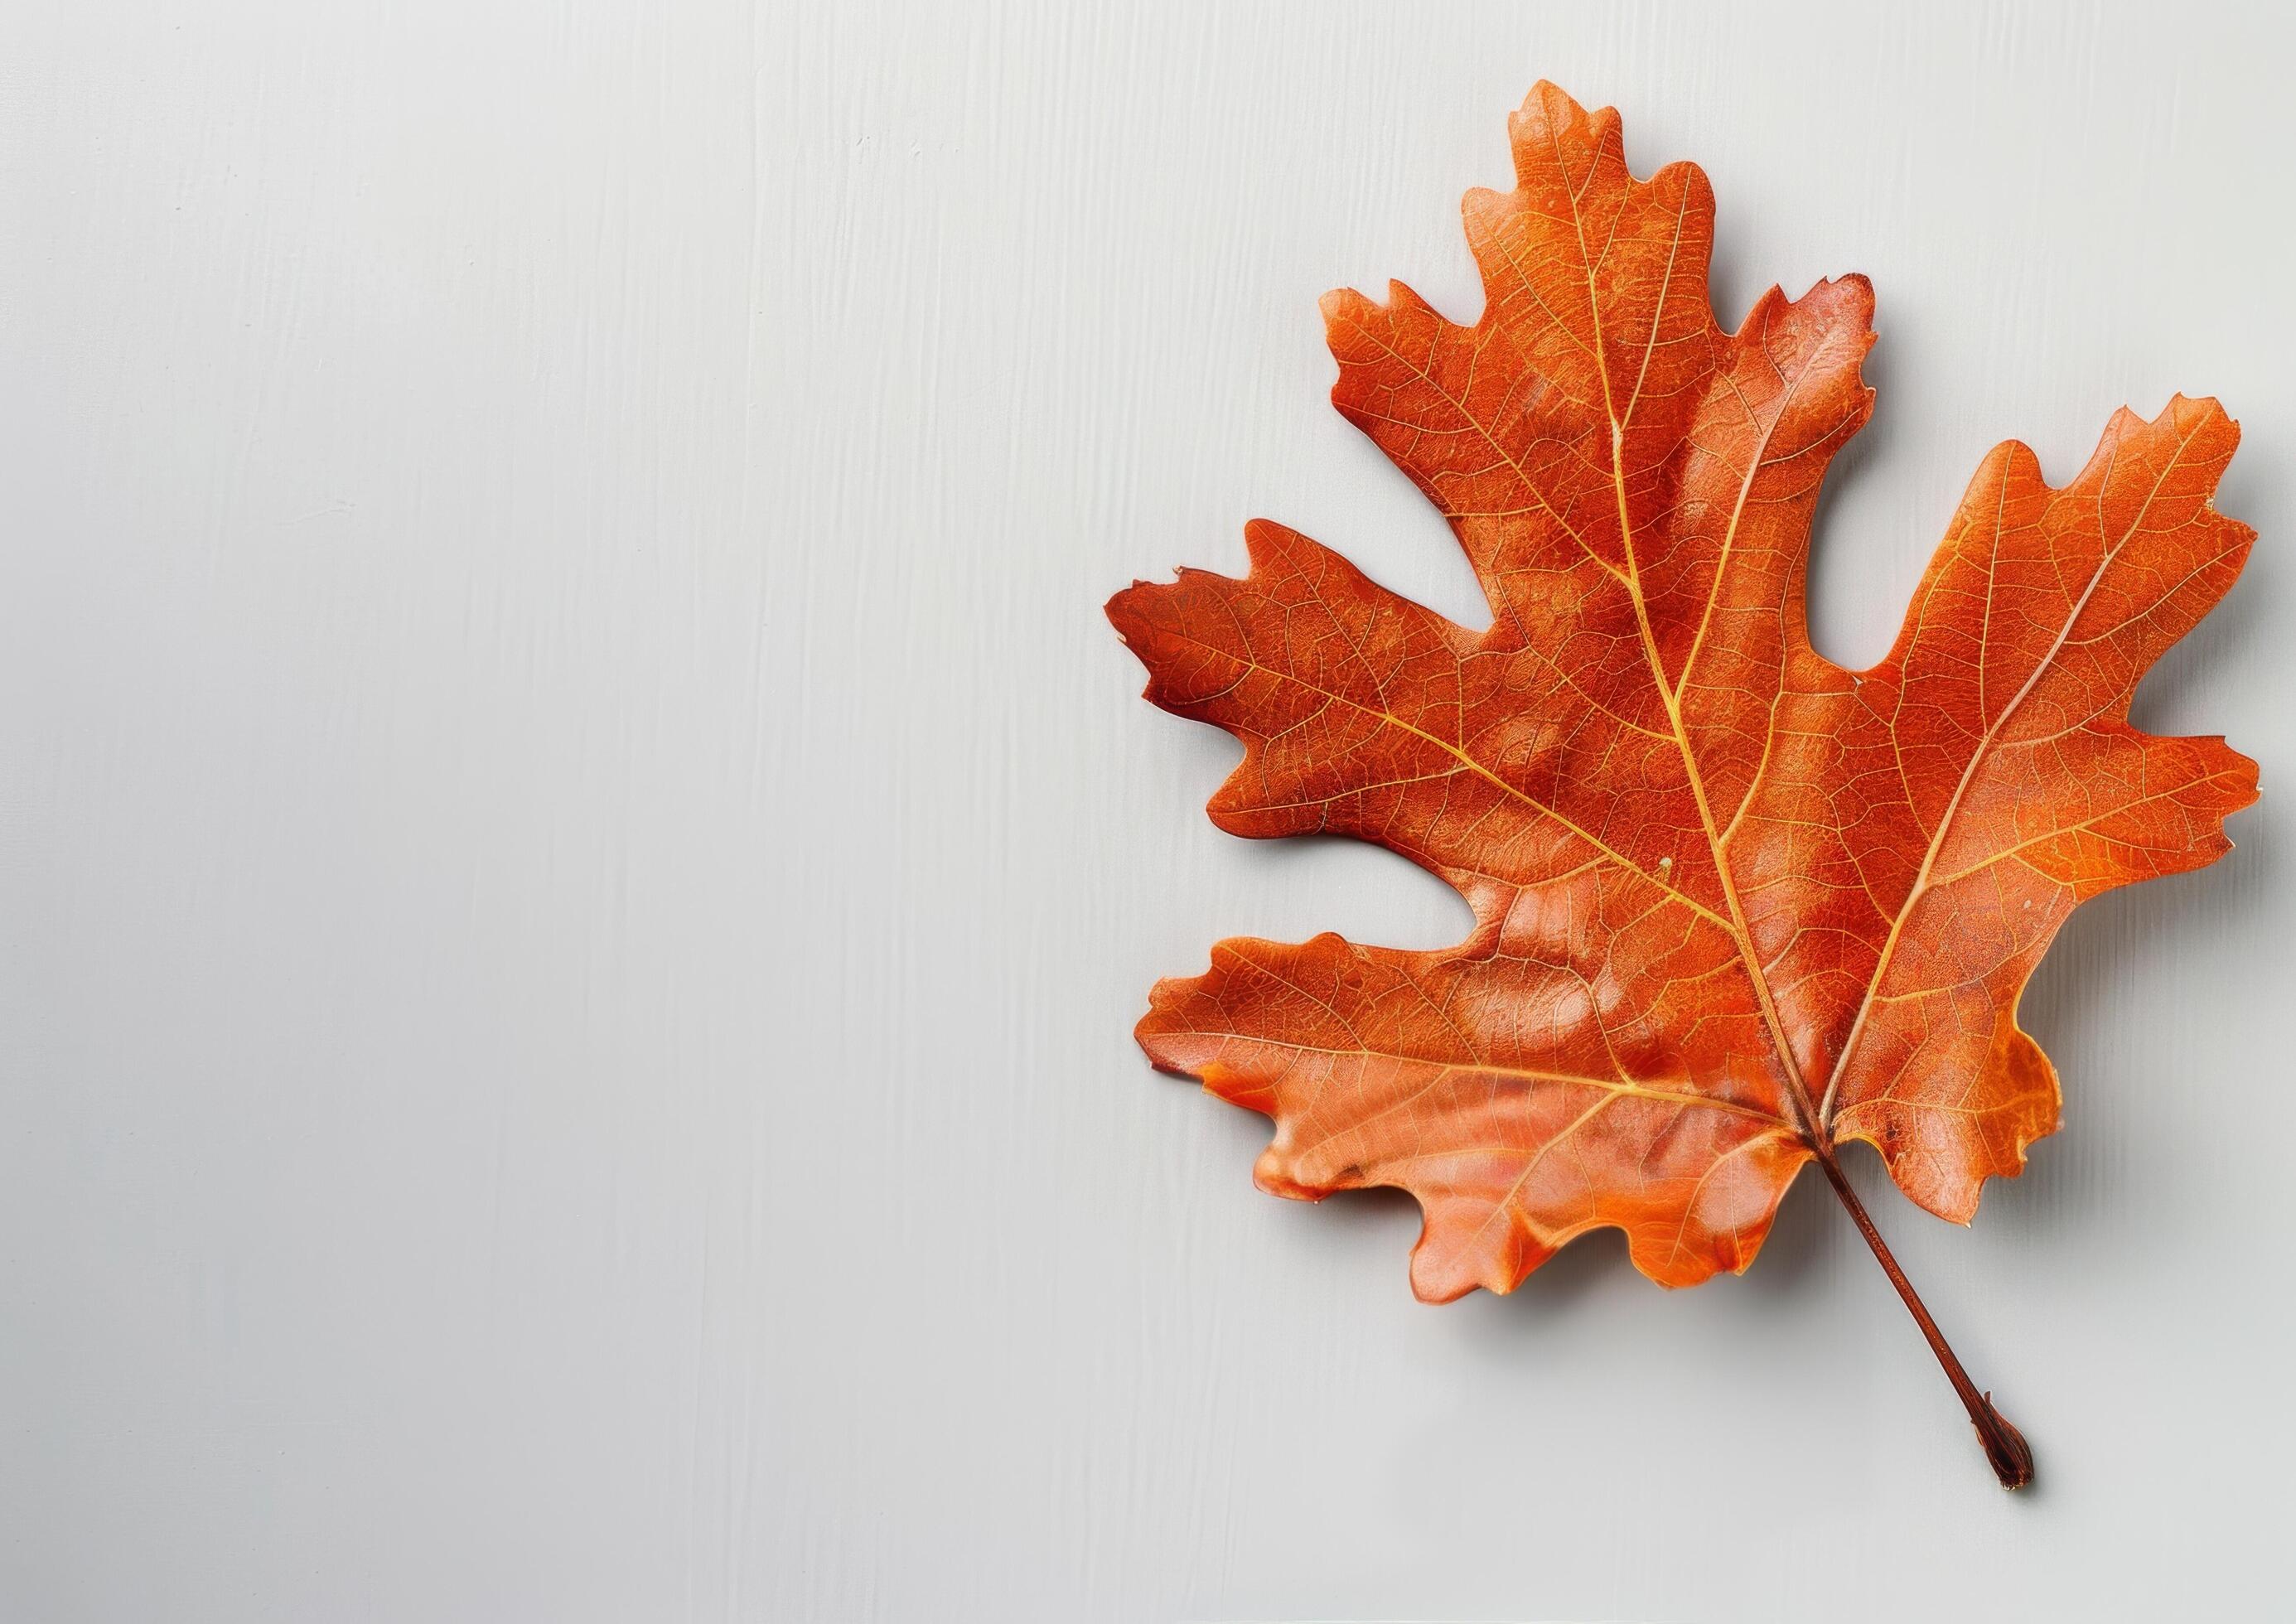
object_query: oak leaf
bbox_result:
[1107,83,2255,1488]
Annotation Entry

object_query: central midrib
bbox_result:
[1613,491,1822,1138]
[1552,128,1825,1142]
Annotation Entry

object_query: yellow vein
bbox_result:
[1548,116,1825,1137]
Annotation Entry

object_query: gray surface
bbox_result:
[3,1,2293,1618]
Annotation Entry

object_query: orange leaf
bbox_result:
[1107,84,2255,1487]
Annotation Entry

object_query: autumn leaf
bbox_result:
[1106,82,2256,1489]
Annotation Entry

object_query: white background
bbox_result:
[5,1,2294,1619]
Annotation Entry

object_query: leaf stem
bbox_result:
[1812,1142,2035,1491]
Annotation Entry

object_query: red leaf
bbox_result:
[1108,84,2255,1487]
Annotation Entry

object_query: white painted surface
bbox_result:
[2,2,2291,1618]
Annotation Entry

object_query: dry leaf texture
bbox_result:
[1108,83,2255,1299]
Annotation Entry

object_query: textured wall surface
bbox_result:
[4,2,2293,1619]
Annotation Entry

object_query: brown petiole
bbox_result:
[1811,1140,2035,1490]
